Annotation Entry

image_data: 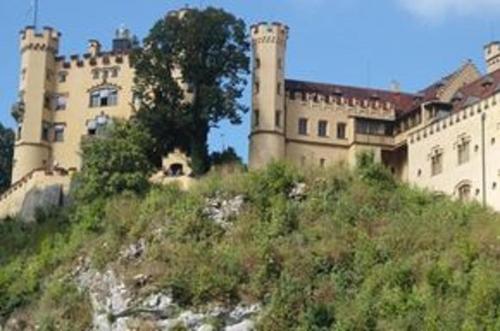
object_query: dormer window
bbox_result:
[90,87,118,108]
[482,76,494,88]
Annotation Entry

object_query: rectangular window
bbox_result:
[44,95,51,109]
[254,110,260,127]
[58,72,67,83]
[111,68,119,78]
[337,122,347,139]
[41,122,50,141]
[278,58,283,70]
[458,141,470,165]
[17,125,22,140]
[320,158,326,168]
[277,82,282,95]
[254,81,260,94]
[275,110,282,128]
[55,95,67,111]
[431,153,443,176]
[298,118,308,135]
[90,88,118,108]
[54,124,65,142]
[255,58,261,69]
[92,69,99,80]
[318,120,328,137]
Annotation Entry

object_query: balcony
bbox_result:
[354,133,394,147]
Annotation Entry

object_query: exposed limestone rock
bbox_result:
[289,182,307,201]
[120,239,146,263]
[72,257,261,330]
[204,194,245,228]
[225,320,255,331]
[197,325,216,331]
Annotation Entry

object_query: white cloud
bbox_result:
[398,0,500,20]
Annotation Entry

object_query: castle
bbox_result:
[249,22,500,210]
[2,15,500,219]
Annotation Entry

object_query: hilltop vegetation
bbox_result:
[1,158,500,330]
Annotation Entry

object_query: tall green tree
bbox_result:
[0,123,14,192]
[132,7,250,175]
[74,120,154,202]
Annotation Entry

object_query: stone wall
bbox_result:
[0,169,72,221]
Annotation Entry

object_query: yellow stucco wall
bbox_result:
[408,95,500,210]
[13,27,136,183]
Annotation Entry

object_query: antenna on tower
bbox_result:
[28,0,40,29]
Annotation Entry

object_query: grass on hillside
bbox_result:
[1,160,500,330]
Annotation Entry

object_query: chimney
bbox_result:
[484,41,500,74]
[88,39,101,57]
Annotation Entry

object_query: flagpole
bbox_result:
[33,0,39,29]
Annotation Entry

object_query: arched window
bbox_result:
[89,87,118,108]
[456,182,472,202]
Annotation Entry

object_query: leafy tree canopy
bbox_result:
[132,7,250,175]
[0,123,14,193]
[74,120,154,202]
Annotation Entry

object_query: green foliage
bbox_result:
[133,7,250,174]
[35,280,92,331]
[0,122,14,193]
[3,161,500,329]
[74,120,154,202]
[210,147,244,167]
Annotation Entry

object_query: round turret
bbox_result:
[248,22,289,169]
[12,26,61,183]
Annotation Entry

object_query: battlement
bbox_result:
[286,90,396,120]
[20,26,60,53]
[251,22,289,39]
[55,51,129,69]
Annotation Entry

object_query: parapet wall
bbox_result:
[0,169,72,221]
[56,50,130,70]
[20,26,60,54]
[286,90,396,121]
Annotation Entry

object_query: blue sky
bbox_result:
[1,0,500,161]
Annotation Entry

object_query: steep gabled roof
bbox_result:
[418,61,480,103]
[451,67,500,111]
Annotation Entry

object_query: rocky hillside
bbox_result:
[2,162,500,330]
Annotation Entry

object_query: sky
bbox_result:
[1,0,500,161]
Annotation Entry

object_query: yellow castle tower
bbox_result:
[12,27,61,183]
[248,22,289,169]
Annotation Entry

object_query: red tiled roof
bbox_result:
[285,79,419,116]
[451,68,500,111]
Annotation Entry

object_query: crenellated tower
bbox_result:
[249,22,288,169]
[12,26,60,183]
